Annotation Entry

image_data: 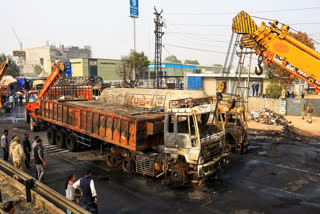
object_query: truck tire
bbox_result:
[66,134,78,152]
[47,127,57,145]
[30,118,38,132]
[25,110,30,123]
[122,157,135,173]
[56,130,67,148]
[171,164,187,185]
[106,153,115,167]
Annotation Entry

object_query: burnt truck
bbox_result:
[38,96,228,184]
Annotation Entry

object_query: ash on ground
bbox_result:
[250,108,289,126]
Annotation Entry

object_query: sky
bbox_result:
[1,0,320,66]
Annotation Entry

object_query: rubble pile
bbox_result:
[55,76,103,87]
[250,108,288,126]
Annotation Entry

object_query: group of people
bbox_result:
[251,82,260,96]
[1,130,98,214]
[65,170,98,214]
[1,130,46,181]
[301,102,313,123]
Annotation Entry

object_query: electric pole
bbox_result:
[154,7,164,89]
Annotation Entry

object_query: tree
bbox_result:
[164,55,182,64]
[119,50,150,88]
[184,59,199,65]
[0,54,19,77]
[34,65,42,75]
[266,31,315,86]
[265,80,286,99]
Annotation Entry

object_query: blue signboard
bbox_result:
[130,0,139,18]
[65,62,72,77]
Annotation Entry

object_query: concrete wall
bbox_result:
[247,97,280,113]
[203,77,216,96]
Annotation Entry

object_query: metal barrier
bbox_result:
[0,159,90,214]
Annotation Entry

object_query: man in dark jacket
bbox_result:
[34,139,46,182]
[23,133,31,169]
[73,169,98,214]
[1,130,9,161]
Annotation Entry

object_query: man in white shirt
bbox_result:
[73,169,98,214]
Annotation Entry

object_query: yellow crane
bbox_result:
[232,11,320,94]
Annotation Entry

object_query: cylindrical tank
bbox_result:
[99,88,208,112]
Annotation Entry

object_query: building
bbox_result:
[70,58,121,82]
[186,72,266,97]
[23,45,91,76]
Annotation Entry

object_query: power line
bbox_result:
[166,7,320,15]
[163,43,227,54]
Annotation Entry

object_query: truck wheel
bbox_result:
[30,119,37,132]
[171,164,187,185]
[47,127,57,145]
[106,153,115,167]
[25,109,30,123]
[56,130,67,148]
[66,134,78,152]
[122,157,135,173]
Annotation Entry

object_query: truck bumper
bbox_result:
[197,153,229,178]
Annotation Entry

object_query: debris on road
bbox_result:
[250,108,289,126]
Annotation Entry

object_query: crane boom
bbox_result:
[232,11,320,94]
[25,62,66,130]
[36,62,66,105]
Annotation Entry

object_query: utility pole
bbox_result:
[154,7,164,89]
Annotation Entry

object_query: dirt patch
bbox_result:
[0,177,48,214]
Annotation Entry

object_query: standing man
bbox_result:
[307,103,313,124]
[251,82,256,96]
[301,91,305,99]
[9,95,13,109]
[73,169,98,214]
[9,136,25,175]
[23,133,31,169]
[301,102,306,120]
[34,139,46,182]
[255,83,260,96]
[32,136,40,179]
[1,130,9,161]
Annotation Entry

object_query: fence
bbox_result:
[0,159,90,214]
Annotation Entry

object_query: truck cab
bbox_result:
[161,98,228,182]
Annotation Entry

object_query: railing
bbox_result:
[0,159,90,214]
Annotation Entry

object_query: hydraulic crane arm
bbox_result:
[0,58,9,81]
[36,62,66,105]
[0,58,9,108]
[232,11,320,94]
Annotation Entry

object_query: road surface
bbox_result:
[0,106,319,214]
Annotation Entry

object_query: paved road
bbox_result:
[0,107,320,214]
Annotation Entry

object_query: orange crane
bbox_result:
[232,11,320,94]
[0,58,9,108]
[25,62,66,131]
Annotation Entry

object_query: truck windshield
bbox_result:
[192,113,221,138]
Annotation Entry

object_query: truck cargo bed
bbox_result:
[40,100,164,151]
